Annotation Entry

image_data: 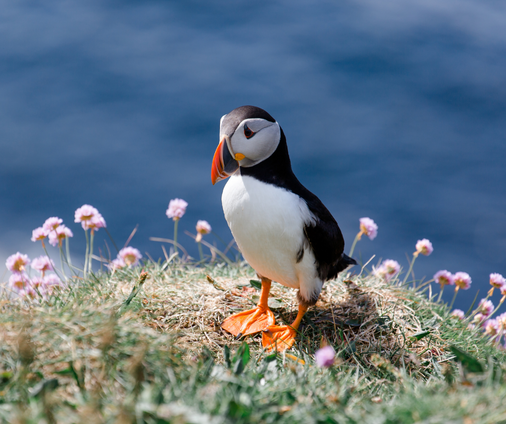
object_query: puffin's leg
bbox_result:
[222,277,276,337]
[262,303,309,352]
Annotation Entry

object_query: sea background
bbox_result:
[1,0,505,311]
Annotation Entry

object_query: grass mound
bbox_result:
[1,260,506,423]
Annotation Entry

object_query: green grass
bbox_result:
[1,259,506,423]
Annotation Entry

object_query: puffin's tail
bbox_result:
[335,253,357,274]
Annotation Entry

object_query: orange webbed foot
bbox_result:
[262,324,297,352]
[222,306,275,337]
[261,303,308,352]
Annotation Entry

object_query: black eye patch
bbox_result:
[244,123,255,139]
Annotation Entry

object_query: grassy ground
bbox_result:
[1,258,506,423]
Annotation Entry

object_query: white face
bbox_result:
[220,117,281,168]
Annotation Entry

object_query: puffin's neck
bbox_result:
[240,128,296,186]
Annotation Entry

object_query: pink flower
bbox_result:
[497,312,506,329]
[86,215,107,231]
[8,273,30,292]
[485,319,500,337]
[109,247,142,269]
[373,265,385,278]
[44,274,64,288]
[473,313,486,325]
[42,274,65,295]
[415,239,433,256]
[42,217,63,232]
[18,286,37,299]
[501,285,506,297]
[490,273,506,289]
[315,345,335,368]
[454,272,472,290]
[451,309,465,320]
[20,274,64,299]
[108,258,126,270]
[374,259,401,282]
[31,227,49,242]
[75,205,106,231]
[30,276,56,299]
[384,260,401,278]
[6,252,30,273]
[196,220,212,242]
[359,217,378,240]
[30,276,46,296]
[434,270,454,288]
[118,247,142,267]
[48,225,74,247]
[31,256,54,274]
[478,299,494,317]
[196,220,212,234]
[166,198,188,221]
[74,204,99,223]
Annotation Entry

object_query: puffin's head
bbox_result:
[211,105,281,184]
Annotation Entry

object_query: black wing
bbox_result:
[302,194,348,281]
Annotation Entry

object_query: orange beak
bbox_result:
[211,137,239,185]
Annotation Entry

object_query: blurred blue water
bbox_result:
[1,0,505,311]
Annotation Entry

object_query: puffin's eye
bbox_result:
[244,123,255,139]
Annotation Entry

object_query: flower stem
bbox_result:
[173,219,179,254]
[402,253,418,286]
[63,237,79,277]
[65,237,72,268]
[89,230,95,275]
[449,286,460,310]
[198,241,204,262]
[59,246,67,280]
[84,229,90,278]
[348,231,362,257]
[42,243,64,283]
[437,285,445,303]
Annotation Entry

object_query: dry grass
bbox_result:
[109,261,452,377]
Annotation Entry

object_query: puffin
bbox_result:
[211,105,356,352]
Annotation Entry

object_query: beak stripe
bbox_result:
[211,137,239,185]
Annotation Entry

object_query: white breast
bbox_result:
[222,174,323,300]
